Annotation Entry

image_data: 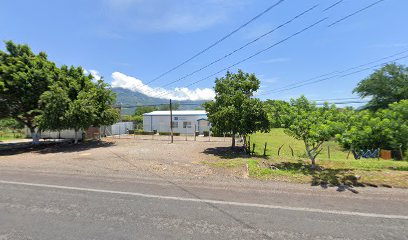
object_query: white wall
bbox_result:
[143,114,210,135]
[111,122,134,135]
[25,128,84,139]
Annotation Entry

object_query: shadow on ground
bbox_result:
[0,140,115,156]
[261,161,368,193]
[203,147,248,159]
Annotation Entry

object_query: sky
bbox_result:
[1,0,407,105]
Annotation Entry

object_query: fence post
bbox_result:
[194,124,197,141]
[209,129,211,142]
[328,145,331,159]
[399,144,404,160]
[252,143,255,155]
[289,145,294,157]
[278,144,284,156]
[247,136,250,154]
[263,142,267,156]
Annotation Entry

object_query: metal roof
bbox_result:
[143,110,207,116]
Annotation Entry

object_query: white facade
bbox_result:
[143,110,211,135]
[24,128,84,139]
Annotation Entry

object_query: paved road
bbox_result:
[0,169,407,240]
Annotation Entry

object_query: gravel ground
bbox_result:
[0,135,243,180]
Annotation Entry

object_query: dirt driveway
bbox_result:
[0,136,243,180]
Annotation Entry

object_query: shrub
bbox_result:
[159,132,180,136]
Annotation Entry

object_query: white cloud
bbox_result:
[104,0,250,32]
[89,70,102,81]
[111,72,215,101]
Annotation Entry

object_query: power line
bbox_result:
[328,0,386,27]
[323,0,345,12]
[313,97,361,102]
[263,49,408,93]
[157,5,318,89]
[154,17,328,99]
[145,0,287,85]
[260,54,408,96]
[316,100,369,105]
[121,103,203,109]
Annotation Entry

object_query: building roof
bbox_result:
[143,110,207,116]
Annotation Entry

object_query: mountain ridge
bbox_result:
[112,87,208,115]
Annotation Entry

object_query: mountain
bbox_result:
[112,87,208,115]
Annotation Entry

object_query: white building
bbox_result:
[143,110,211,135]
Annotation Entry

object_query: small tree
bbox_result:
[282,96,343,168]
[204,70,269,148]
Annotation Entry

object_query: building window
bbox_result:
[172,122,178,128]
[183,121,192,128]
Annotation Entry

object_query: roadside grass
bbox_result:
[204,129,408,188]
[0,129,25,141]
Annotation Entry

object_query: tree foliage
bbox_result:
[264,99,290,128]
[39,66,119,143]
[204,70,269,147]
[279,96,345,167]
[1,41,119,144]
[0,40,58,142]
[353,63,408,110]
[336,100,408,153]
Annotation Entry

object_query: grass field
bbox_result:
[205,129,408,188]
[0,129,25,141]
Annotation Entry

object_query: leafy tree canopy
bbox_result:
[0,40,59,141]
[204,70,269,148]
[337,100,408,153]
[353,63,408,110]
[281,96,345,167]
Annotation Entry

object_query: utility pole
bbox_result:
[170,99,173,143]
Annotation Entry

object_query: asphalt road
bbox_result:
[0,169,407,240]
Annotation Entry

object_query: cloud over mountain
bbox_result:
[111,72,215,101]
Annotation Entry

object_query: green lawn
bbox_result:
[204,129,408,188]
[248,128,347,160]
[0,129,25,141]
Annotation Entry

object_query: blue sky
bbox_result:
[1,0,407,104]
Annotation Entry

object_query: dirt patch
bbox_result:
[0,136,240,180]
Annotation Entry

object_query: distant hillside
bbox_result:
[112,87,208,115]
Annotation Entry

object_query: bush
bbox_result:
[159,132,180,136]
[133,130,155,135]
[203,131,209,137]
[211,132,233,137]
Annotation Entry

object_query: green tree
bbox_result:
[134,106,157,116]
[337,100,408,154]
[353,63,408,110]
[204,70,269,148]
[89,79,120,127]
[39,66,118,143]
[264,99,290,128]
[282,96,344,168]
[0,41,58,143]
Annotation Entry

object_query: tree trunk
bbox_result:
[231,133,235,148]
[74,129,79,144]
[30,127,40,145]
[305,144,316,169]
[243,135,247,153]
